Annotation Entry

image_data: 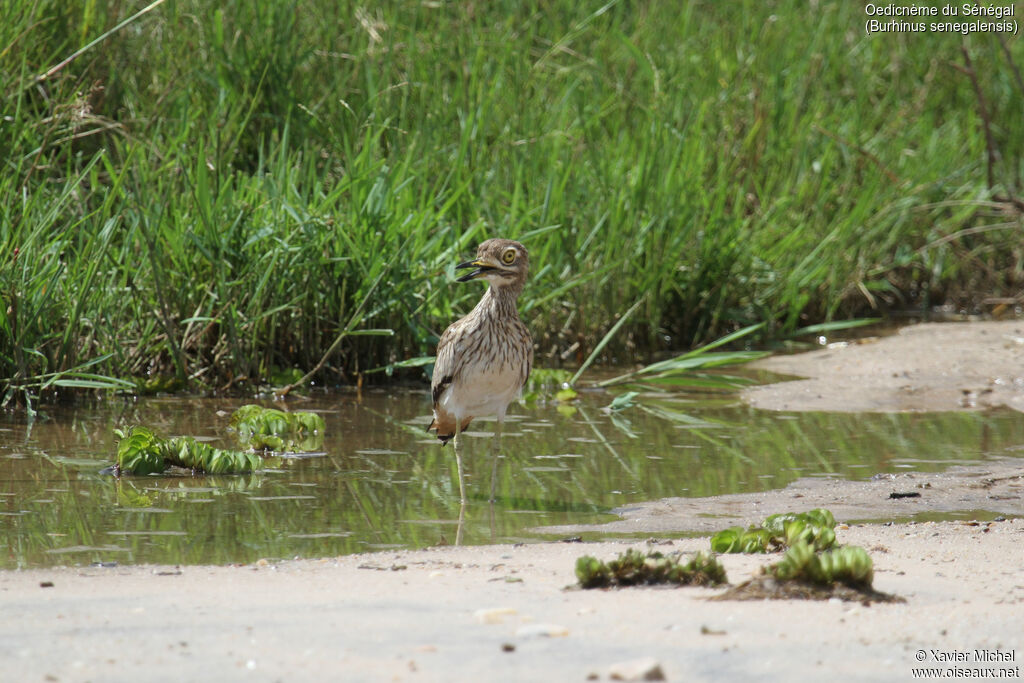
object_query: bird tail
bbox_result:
[427,414,470,446]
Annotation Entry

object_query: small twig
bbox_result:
[957,45,998,190]
[996,34,1024,194]
[996,35,1024,102]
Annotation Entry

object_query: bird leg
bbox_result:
[454,420,467,504]
[489,418,503,503]
[456,498,465,546]
[454,420,467,545]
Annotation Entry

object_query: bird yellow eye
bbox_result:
[501,248,516,265]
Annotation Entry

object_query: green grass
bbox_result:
[2,0,1022,402]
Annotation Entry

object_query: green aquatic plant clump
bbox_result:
[112,405,323,474]
[228,404,325,451]
[710,526,774,554]
[708,509,885,600]
[763,508,837,550]
[711,508,837,553]
[113,426,171,476]
[576,549,727,589]
[521,369,577,404]
[161,435,264,475]
[114,426,263,475]
[767,541,874,589]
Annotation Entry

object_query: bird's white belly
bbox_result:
[440,366,523,421]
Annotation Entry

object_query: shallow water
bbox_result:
[2,388,1023,568]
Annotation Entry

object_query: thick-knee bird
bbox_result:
[429,238,533,502]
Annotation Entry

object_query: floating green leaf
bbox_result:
[604,391,639,412]
[113,426,167,475]
[595,323,769,389]
[228,404,325,452]
[114,426,264,476]
[522,369,575,404]
[163,436,263,474]
[526,368,573,392]
[554,387,579,403]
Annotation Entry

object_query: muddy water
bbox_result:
[2,389,1023,569]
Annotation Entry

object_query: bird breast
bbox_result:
[442,314,531,420]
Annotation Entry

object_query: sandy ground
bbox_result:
[742,319,1024,413]
[2,520,1022,683]
[3,320,1024,682]
[538,459,1024,537]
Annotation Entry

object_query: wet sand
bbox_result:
[742,319,1024,414]
[536,459,1024,537]
[3,519,1022,682]
[3,320,1023,682]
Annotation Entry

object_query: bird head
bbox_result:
[455,239,529,288]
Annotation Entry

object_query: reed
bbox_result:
[2,0,1021,401]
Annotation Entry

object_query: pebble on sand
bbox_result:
[608,657,666,681]
[514,623,570,638]
[473,607,518,624]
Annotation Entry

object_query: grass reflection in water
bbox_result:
[1,390,1022,568]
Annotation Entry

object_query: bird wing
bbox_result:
[431,323,460,408]
[523,337,534,390]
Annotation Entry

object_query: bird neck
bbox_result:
[477,281,523,320]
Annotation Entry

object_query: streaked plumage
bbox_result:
[429,239,533,444]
